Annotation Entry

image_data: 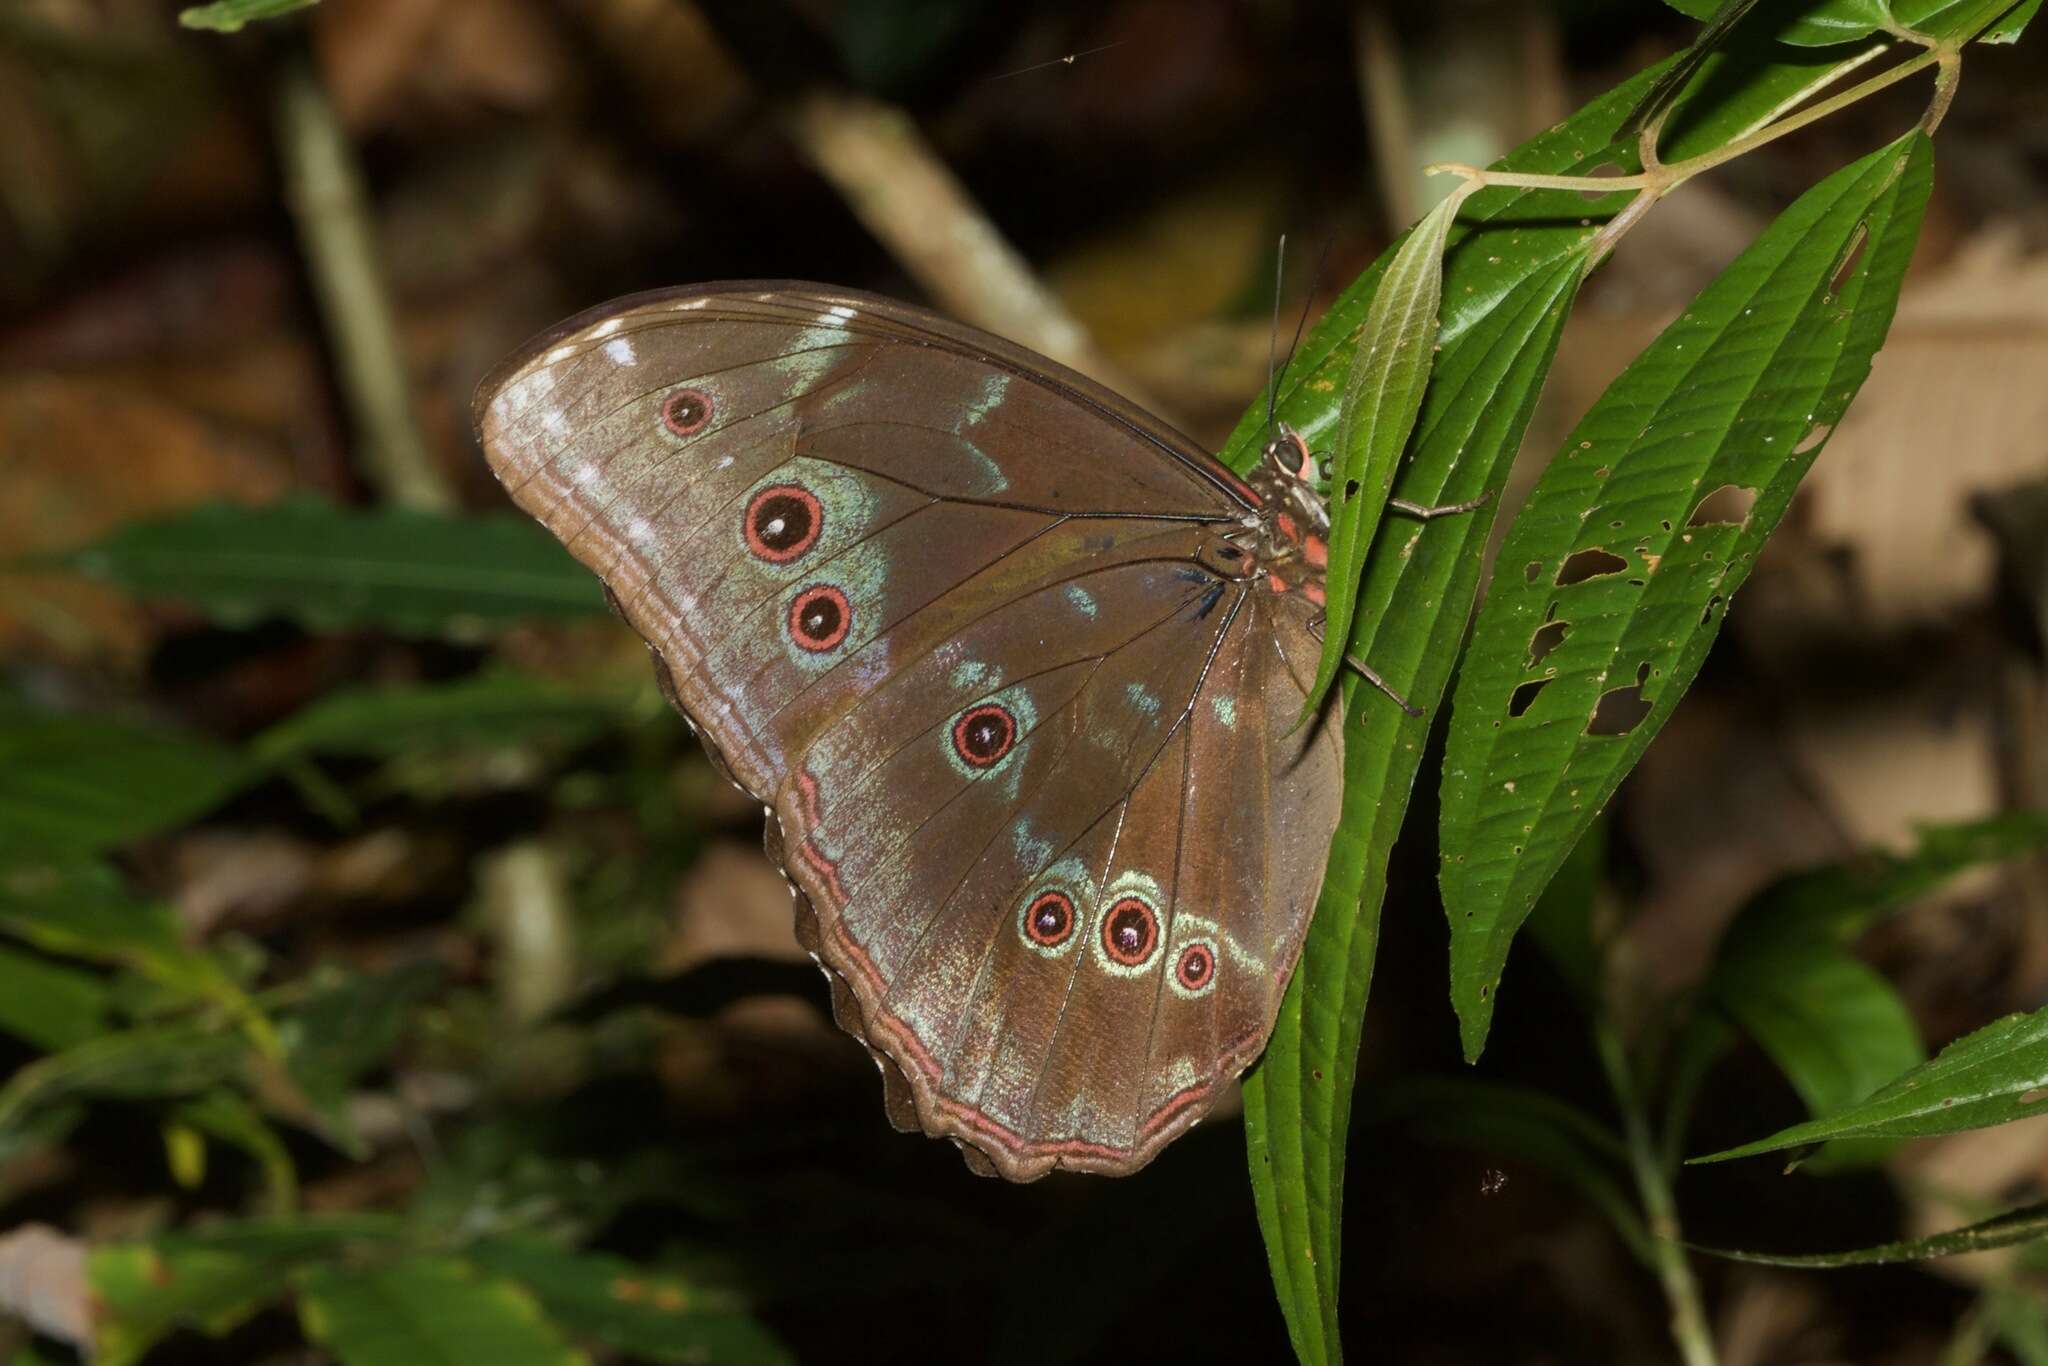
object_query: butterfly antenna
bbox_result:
[1265,234,1287,442]
[1268,232,1332,438]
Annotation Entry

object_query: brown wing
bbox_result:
[476,283,1342,1177]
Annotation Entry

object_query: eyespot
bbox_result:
[788,585,850,652]
[662,387,713,437]
[1101,896,1158,969]
[745,484,822,562]
[1174,942,1216,995]
[951,703,1016,770]
[1023,890,1075,950]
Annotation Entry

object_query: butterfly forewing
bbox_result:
[476,283,1342,1178]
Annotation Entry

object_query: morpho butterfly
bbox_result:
[476,282,1403,1180]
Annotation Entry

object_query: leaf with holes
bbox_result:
[1439,133,1933,1062]
[1299,191,1461,724]
[1697,1002,2048,1162]
[33,497,605,638]
[1691,1198,2048,1266]
[297,1256,586,1366]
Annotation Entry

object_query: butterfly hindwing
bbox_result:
[477,283,1342,1178]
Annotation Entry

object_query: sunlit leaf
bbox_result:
[179,0,319,32]
[467,1237,793,1365]
[91,1218,399,1366]
[297,1256,587,1366]
[1660,0,2032,45]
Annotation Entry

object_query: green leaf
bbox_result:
[1703,813,2048,1167]
[1691,1198,2048,1266]
[1982,0,2041,40]
[282,960,445,1153]
[91,1217,398,1366]
[467,1237,793,1365]
[175,1088,299,1213]
[0,703,249,856]
[255,671,639,763]
[37,497,606,637]
[0,860,273,1050]
[1622,0,1773,145]
[1715,947,1922,1170]
[1440,133,1934,1062]
[1301,191,1462,722]
[1660,0,2032,44]
[0,944,109,1050]
[1991,1283,2048,1365]
[1697,1003,2048,1161]
[1367,1077,1648,1262]
[1228,40,1911,1363]
[0,1019,249,1139]
[1725,811,2048,946]
[297,1256,588,1366]
[1523,813,1607,1006]
[179,0,319,31]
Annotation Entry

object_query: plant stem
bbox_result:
[1597,1023,1719,1366]
[273,47,455,512]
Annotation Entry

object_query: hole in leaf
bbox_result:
[1830,222,1870,297]
[1344,479,1361,501]
[1529,620,1569,667]
[1586,664,1653,736]
[1525,560,1543,583]
[1687,485,1758,528]
[1794,422,1833,454]
[1508,678,1551,718]
[1701,593,1723,625]
[2020,1087,2048,1106]
[1555,548,1628,586]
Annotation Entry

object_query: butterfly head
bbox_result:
[1237,424,1330,599]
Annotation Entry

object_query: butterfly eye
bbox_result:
[661,387,714,437]
[1100,896,1159,968]
[1174,943,1217,994]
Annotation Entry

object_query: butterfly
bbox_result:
[476,282,1374,1179]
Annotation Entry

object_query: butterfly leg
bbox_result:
[1307,611,1424,717]
[1387,489,1492,520]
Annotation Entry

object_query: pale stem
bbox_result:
[1598,1024,1719,1366]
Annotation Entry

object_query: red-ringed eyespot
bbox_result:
[661,387,713,437]
[951,703,1017,769]
[1102,896,1158,968]
[788,585,850,652]
[745,484,822,562]
[1023,890,1075,949]
[1175,942,1216,993]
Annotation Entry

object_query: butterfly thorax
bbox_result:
[1234,426,1329,604]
